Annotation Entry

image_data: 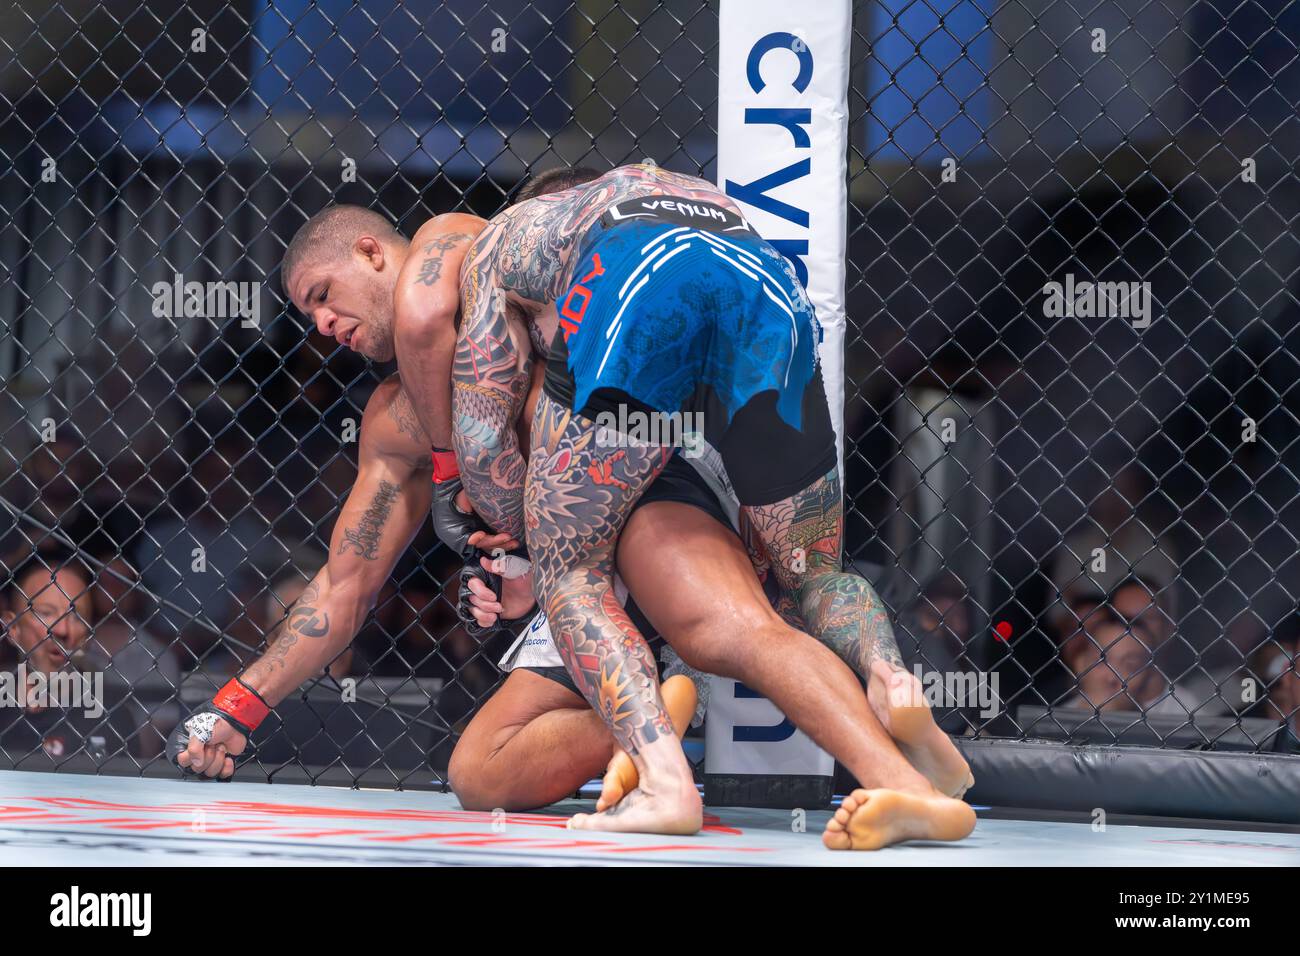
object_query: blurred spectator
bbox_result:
[1057,576,1206,717]
[903,570,975,672]
[135,436,276,672]
[2,546,93,674]
[82,555,181,757]
[1247,615,1300,750]
[10,430,145,558]
[1048,511,1178,644]
[87,556,177,682]
[0,546,130,762]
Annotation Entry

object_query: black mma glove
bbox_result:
[457,559,532,638]
[429,447,496,561]
[167,676,267,778]
[432,475,493,562]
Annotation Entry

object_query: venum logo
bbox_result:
[639,199,728,222]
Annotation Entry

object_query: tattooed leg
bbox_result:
[525,394,702,834]
[744,469,973,798]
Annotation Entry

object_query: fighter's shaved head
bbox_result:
[281,204,402,290]
[513,166,602,204]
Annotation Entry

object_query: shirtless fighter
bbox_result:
[173,174,972,848]
[451,164,976,847]
[163,190,856,816]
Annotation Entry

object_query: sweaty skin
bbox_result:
[287,211,486,450]
[451,165,740,541]
[177,376,436,778]
[223,204,870,821]
[451,164,974,844]
[182,197,834,798]
[452,364,973,815]
[393,213,489,449]
[182,212,487,778]
[451,165,753,836]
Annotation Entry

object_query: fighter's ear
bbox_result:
[355,234,386,271]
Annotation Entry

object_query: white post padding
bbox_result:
[710,0,851,791]
[717,0,851,475]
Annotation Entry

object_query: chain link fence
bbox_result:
[0,0,1297,790]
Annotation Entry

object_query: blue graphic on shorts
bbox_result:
[561,219,819,430]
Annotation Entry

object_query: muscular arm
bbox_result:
[394,213,487,449]
[450,164,735,537]
[240,378,434,704]
[451,225,534,540]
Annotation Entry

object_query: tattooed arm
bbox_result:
[239,375,434,704]
[451,224,534,541]
[394,213,488,449]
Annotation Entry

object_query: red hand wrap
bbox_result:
[431,448,459,484]
[212,677,271,732]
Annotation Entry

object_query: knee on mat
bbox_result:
[448,742,509,811]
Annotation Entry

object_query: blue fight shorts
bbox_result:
[543,195,838,506]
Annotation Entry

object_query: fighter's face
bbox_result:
[3,568,93,673]
[292,250,397,363]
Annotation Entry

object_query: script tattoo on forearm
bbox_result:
[415,232,473,287]
[339,480,399,560]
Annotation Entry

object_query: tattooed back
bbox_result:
[461,164,742,357]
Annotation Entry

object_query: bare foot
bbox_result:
[822,787,975,850]
[867,660,974,798]
[570,778,703,835]
[598,675,697,812]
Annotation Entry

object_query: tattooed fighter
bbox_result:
[167,207,488,778]
[453,164,975,847]
[163,193,740,812]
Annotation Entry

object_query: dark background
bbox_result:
[0,0,1297,780]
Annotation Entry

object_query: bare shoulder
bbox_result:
[409,212,485,252]
[504,164,735,239]
[362,374,433,466]
[396,213,488,313]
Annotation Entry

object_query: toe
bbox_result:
[823,823,851,850]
